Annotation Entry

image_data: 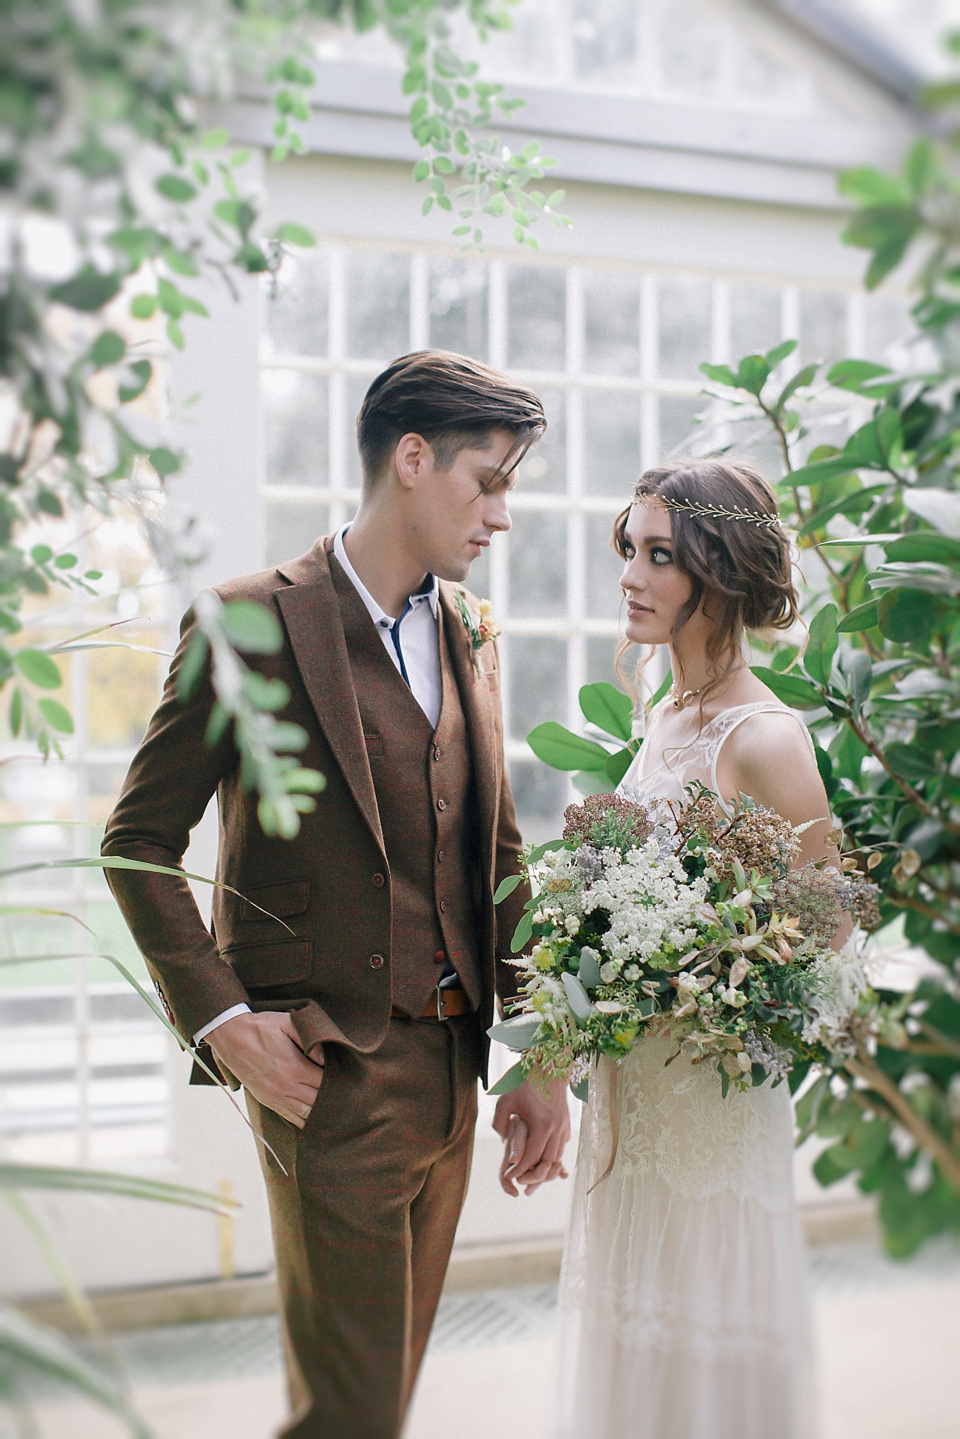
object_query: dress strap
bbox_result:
[708,703,816,796]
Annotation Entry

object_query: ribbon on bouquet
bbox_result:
[587,1056,621,1195]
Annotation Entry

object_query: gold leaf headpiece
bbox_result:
[649,496,783,530]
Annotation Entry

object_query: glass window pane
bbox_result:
[729,284,782,361]
[799,290,847,368]
[586,635,621,691]
[584,272,640,375]
[660,395,705,458]
[262,371,328,488]
[465,534,493,600]
[264,501,330,567]
[346,251,410,360]
[584,513,626,619]
[865,293,914,370]
[508,636,568,741]
[262,250,329,358]
[347,373,373,492]
[429,258,488,360]
[508,510,567,618]
[517,387,565,494]
[583,391,641,499]
[572,0,639,82]
[507,265,566,371]
[659,276,712,380]
[508,759,568,838]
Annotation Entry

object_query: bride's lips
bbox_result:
[626,601,653,616]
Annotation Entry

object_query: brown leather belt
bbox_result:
[391,987,473,1021]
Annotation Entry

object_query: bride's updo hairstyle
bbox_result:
[612,459,800,696]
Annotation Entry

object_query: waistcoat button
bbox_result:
[434,949,446,965]
[439,900,447,913]
[437,850,445,862]
[436,798,446,811]
[433,746,441,761]
[369,953,385,970]
[372,872,385,887]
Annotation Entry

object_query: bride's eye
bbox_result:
[650,546,673,565]
[622,542,636,560]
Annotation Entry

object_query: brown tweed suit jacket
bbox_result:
[102,539,529,1081]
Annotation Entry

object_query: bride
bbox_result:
[540,460,847,1438]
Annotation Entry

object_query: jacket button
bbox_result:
[372,873,385,887]
[439,900,447,913]
[437,798,447,811]
[434,949,446,965]
[369,953,385,970]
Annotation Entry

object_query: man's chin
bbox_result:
[434,555,473,584]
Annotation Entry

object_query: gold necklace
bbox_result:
[670,685,703,711]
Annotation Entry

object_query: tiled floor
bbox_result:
[17,1238,960,1438]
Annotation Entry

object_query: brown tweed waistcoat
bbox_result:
[330,555,482,1015]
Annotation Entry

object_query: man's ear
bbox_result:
[394,432,433,491]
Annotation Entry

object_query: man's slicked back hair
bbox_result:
[356,349,546,486]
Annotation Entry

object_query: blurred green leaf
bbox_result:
[527,722,612,771]
[37,699,74,733]
[221,600,283,655]
[14,649,61,689]
[750,666,823,709]
[579,681,633,741]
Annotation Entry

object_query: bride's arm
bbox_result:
[716,711,853,946]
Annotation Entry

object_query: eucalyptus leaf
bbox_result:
[487,1016,541,1051]
[487,1060,527,1095]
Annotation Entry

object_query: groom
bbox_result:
[101,350,571,1438]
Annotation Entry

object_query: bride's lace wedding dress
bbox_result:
[554,699,816,1439]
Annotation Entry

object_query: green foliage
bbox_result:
[525,34,960,1251]
[0,0,566,842]
[527,681,639,796]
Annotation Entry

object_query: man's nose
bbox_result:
[486,491,512,533]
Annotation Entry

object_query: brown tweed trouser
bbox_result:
[248,1012,481,1439]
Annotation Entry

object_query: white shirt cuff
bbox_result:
[194,1003,251,1045]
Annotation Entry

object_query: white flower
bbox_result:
[802,935,871,1046]
[623,964,640,982]
[600,961,619,983]
[565,914,581,936]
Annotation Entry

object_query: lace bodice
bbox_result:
[619,697,816,808]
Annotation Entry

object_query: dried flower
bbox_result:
[773,865,844,946]
[836,876,882,932]
[562,794,653,851]
[898,848,922,878]
[719,805,802,875]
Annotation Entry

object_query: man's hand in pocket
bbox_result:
[208,1011,324,1127]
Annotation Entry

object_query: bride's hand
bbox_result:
[493,1075,570,1196]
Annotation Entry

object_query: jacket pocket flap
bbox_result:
[224,940,312,988]
[241,880,309,922]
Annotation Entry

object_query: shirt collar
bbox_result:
[334,526,439,628]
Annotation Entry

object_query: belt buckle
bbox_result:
[436,986,448,1021]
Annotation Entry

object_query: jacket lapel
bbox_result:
[274,542,385,854]
[439,583,500,871]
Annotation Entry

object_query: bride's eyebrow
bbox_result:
[644,535,673,546]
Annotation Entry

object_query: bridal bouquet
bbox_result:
[491,789,882,1099]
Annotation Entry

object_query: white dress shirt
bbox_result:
[193,528,443,1044]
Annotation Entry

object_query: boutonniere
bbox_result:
[454,591,500,672]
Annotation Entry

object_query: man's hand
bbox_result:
[208,1011,324,1128]
[493,1075,570,1196]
